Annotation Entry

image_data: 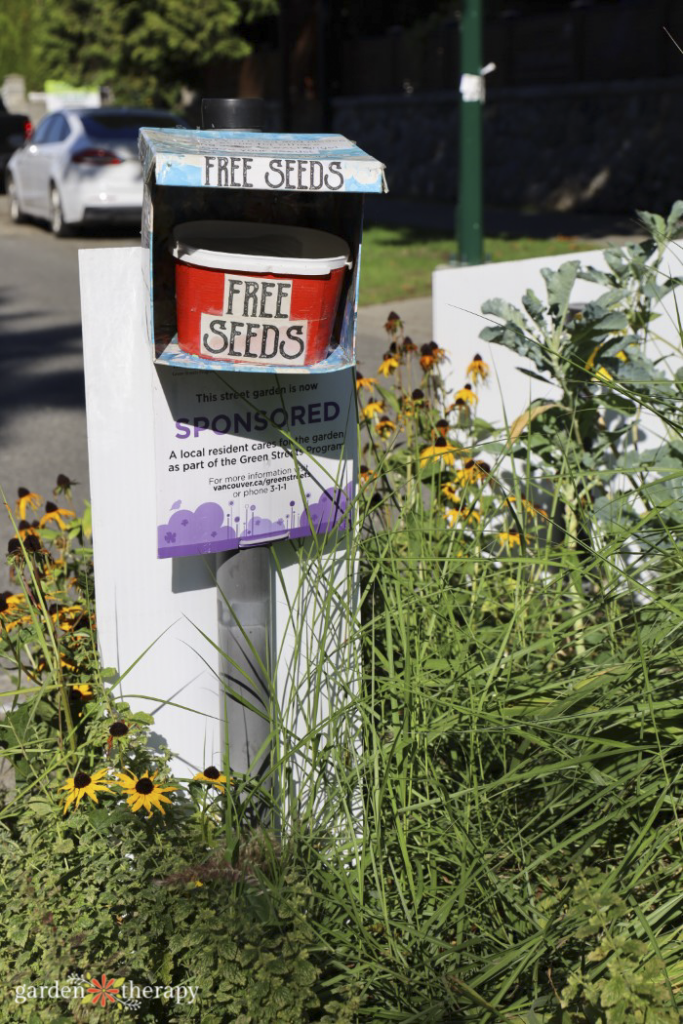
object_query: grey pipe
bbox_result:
[216,546,272,791]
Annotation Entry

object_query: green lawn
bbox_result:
[358,224,602,306]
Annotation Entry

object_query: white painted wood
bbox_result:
[79,247,358,784]
[79,247,222,776]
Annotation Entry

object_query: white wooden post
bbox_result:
[79,246,359,781]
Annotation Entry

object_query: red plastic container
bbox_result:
[172,221,350,367]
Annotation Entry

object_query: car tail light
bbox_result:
[72,148,122,166]
[23,121,32,139]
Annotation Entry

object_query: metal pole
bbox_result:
[200,99,274,809]
[457,0,484,265]
[216,546,272,785]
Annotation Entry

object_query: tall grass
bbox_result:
[2,219,683,1023]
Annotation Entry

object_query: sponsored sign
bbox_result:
[152,366,356,558]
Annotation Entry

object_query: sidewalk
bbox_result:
[357,297,434,374]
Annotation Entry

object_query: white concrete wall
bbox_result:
[432,248,683,446]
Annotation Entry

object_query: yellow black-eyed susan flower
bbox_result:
[107,720,129,751]
[466,354,490,385]
[585,346,627,376]
[36,650,78,673]
[39,502,76,530]
[498,530,522,550]
[446,397,471,426]
[0,591,24,614]
[23,534,44,555]
[419,342,436,372]
[401,336,417,354]
[400,395,416,417]
[444,503,480,526]
[71,682,93,700]
[384,311,403,336]
[420,437,459,468]
[436,418,450,438]
[378,354,400,377]
[54,474,78,497]
[411,388,426,406]
[375,417,397,439]
[193,766,228,794]
[359,464,376,484]
[355,375,376,393]
[456,459,491,486]
[56,605,88,632]
[454,384,478,405]
[441,481,458,503]
[362,400,385,420]
[507,495,542,517]
[16,520,38,540]
[61,768,111,814]
[0,591,31,632]
[115,770,176,816]
[16,488,42,520]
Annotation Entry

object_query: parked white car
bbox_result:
[5,107,189,235]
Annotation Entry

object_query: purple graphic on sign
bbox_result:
[157,482,354,558]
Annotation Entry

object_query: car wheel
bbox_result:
[7,176,26,223]
[49,184,72,237]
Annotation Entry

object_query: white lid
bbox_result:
[172,220,351,276]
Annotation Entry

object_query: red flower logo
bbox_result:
[86,974,120,1007]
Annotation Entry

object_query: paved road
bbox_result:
[0,201,138,576]
[0,197,417,585]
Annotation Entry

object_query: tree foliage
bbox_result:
[0,0,44,92]
[35,0,277,108]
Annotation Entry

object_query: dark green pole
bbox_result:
[457,0,484,265]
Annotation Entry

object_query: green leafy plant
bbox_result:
[3,205,683,1023]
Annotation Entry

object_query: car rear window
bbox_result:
[80,113,185,139]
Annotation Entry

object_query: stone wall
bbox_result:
[331,78,683,215]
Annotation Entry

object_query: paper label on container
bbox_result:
[199,315,308,364]
[223,273,293,318]
[152,366,355,558]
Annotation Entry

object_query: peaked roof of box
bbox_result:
[139,128,388,193]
